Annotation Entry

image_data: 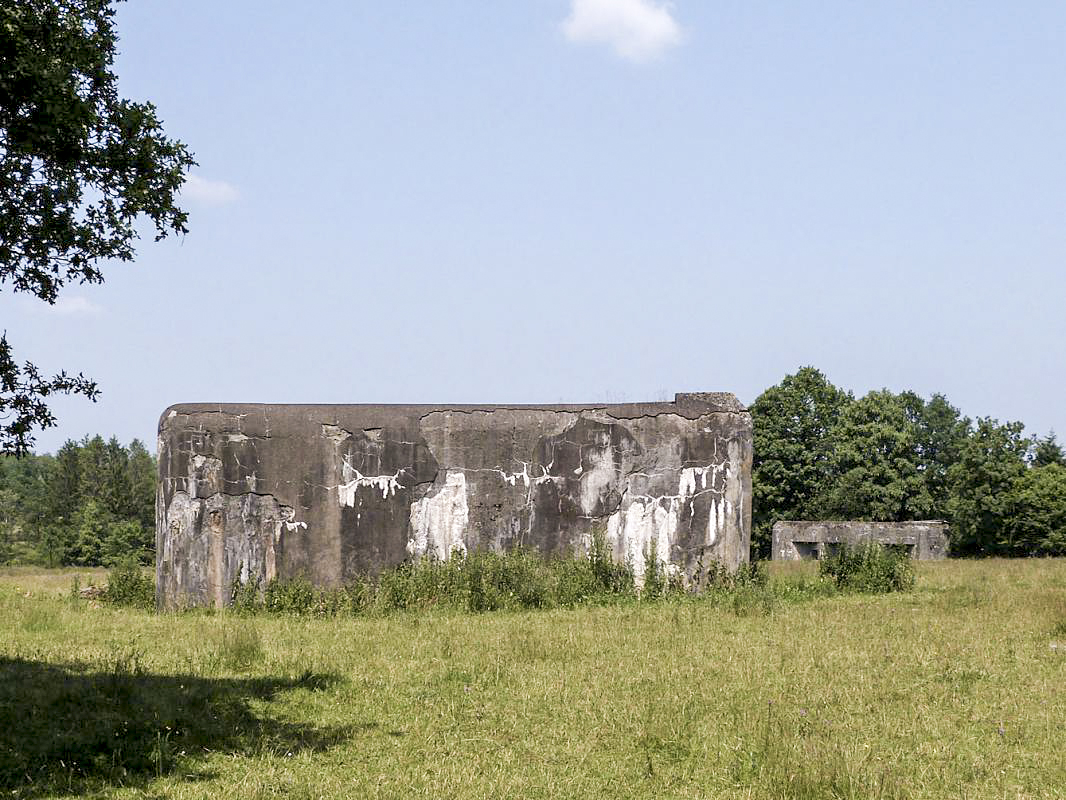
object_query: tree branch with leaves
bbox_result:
[0,0,194,454]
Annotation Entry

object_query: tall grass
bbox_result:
[227,540,869,619]
[234,541,642,617]
[75,538,916,621]
[819,542,916,593]
[227,543,913,619]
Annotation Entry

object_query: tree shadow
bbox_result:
[0,655,357,798]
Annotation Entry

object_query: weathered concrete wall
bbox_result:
[157,393,752,608]
[771,520,949,561]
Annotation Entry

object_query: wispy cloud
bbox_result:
[50,296,103,316]
[181,173,239,206]
[562,0,683,62]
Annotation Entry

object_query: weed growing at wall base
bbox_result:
[220,544,910,619]
[819,541,916,593]
[101,559,155,609]
[231,544,642,617]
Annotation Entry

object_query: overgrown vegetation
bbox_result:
[233,542,641,617]
[224,543,905,620]
[818,542,916,593]
[101,560,155,610]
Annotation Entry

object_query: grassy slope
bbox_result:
[1,560,1064,799]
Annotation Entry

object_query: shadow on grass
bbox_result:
[0,656,354,798]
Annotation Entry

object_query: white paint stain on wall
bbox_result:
[706,497,731,547]
[466,462,559,489]
[188,454,223,499]
[407,471,469,560]
[336,453,406,503]
[605,458,735,586]
[606,499,677,586]
[282,509,307,533]
[337,470,405,503]
[677,462,726,498]
[579,445,617,514]
[723,439,744,542]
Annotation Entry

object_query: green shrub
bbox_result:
[244,544,640,616]
[588,531,634,595]
[464,552,497,612]
[642,542,666,599]
[733,560,769,588]
[230,576,263,613]
[819,541,916,593]
[264,575,317,614]
[552,555,604,607]
[693,560,780,616]
[695,558,768,592]
[100,520,150,567]
[103,559,155,609]
[375,561,420,611]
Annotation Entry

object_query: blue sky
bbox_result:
[5,0,1065,453]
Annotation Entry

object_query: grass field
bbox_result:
[1,560,1065,799]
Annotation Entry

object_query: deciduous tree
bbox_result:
[1006,464,1066,555]
[750,366,852,558]
[822,389,933,522]
[946,418,1029,555]
[0,0,194,453]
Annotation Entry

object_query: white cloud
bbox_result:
[50,296,103,316]
[181,173,239,206]
[562,0,682,62]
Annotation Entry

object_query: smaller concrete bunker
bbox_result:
[157,393,752,608]
[771,520,949,561]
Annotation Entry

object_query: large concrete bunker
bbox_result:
[771,520,949,561]
[157,393,752,608]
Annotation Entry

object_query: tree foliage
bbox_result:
[946,418,1029,556]
[1032,433,1066,468]
[0,0,194,454]
[751,366,1063,558]
[823,389,932,522]
[906,392,970,519]
[0,434,154,565]
[1006,465,1066,556]
[750,367,852,558]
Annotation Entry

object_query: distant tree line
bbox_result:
[752,367,1066,559]
[0,437,155,566]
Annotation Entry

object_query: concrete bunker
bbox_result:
[157,393,752,608]
[771,520,949,561]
